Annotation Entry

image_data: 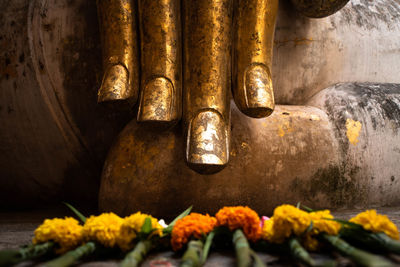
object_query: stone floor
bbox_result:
[1,207,400,266]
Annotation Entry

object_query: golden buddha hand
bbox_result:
[96,0,348,174]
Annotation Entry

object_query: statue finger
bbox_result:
[290,0,350,18]
[183,0,233,174]
[97,0,139,102]
[137,0,182,124]
[233,0,278,118]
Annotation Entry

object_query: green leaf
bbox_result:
[201,231,215,264]
[63,202,86,223]
[140,217,153,237]
[301,205,315,213]
[331,219,364,230]
[305,221,314,234]
[163,206,192,234]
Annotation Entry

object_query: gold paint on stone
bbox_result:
[233,0,278,118]
[137,77,174,122]
[187,110,229,174]
[346,119,362,145]
[97,0,139,102]
[137,0,181,124]
[98,64,130,101]
[183,0,232,174]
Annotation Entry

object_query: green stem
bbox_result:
[120,239,153,267]
[43,241,97,267]
[232,229,267,267]
[250,250,267,267]
[233,229,252,267]
[374,233,400,254]
[201,231,215,265]
[181,240,204,267]
[341,228,400,255]
[0,242,54,267]
[322,234,393,267]
[288,238,315,267]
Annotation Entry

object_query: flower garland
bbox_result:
[1,204,400,267]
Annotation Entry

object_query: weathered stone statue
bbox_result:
[96,0,349,174]
[2,0,400,216]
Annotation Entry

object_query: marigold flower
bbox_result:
[33,217,83,254]
[171,213,217,251]
[309,210,341,236]
[299,210,342,251]
[117,212,163,251]
[216,206,261,242]
[302,233,319,251]
[261,217,282,243]
[261,205,310,244]
[274,205,311,238]
[350,210,399,240]
[82,213,124,247]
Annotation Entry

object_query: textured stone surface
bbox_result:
[273,0,400,104]
[99,103,340,217]
[0,0,134,209]
[0,207,399,266]
[99,83,400,218]
[308,83,400,208]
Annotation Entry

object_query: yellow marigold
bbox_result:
[350,210,399,240]
[309,210,341,236]
[302,233,319,251]
[261,217,281,243]
[33,217,83,254]
[117,212,163,251]
[82,213,124,247]
[270,205,311,242]
[171,213,217,251]
[216,206,261,242]
[298,210,341,251]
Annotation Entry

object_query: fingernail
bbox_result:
[137,77,174,123]
[98,64,130,102]
[186,110,229,174]
[244,64,275,118]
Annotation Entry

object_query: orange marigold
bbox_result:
[215,206,261,242]
[171,213,217,251]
